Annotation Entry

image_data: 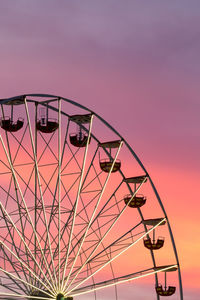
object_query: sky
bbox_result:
[0,0,200,299]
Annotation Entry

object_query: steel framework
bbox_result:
[0,94,183,300]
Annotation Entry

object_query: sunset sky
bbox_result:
[0,1,199,299]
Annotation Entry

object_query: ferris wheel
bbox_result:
[0,94,183,300]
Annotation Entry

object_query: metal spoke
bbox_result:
[0,267,55,299]
[38,116,71,282]
[0,202,55,291]
[66,218,166,294]
[63,141,123,291]
[69,264,178,298]
[0,135,56,294]
[65,175,145,291]
[0,240,54,295]
[61,115,94,290]
[0,245,28,294]
[0,293,55,300]
[24,99,58,290]
[0,107,33,285]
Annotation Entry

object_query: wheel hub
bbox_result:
[56,293,64,300]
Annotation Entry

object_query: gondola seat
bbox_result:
[144,237,164,250]
[156,285,176,296]
[70,133,90,147]
[1,118,24,132]
[124,194,146,208]
[36,119,58,133]
[100,159,121,173]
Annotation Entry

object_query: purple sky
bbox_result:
[1,1,200,168]
[0,1,200,299]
